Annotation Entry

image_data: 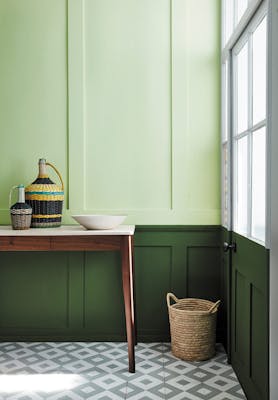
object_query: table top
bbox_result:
[0,225,135,236]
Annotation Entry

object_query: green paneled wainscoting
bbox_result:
[0,226,223,342]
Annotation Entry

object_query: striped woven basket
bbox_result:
[167,293,220,361]
[25,159,64,228]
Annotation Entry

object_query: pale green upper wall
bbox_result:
[0,0,221,225]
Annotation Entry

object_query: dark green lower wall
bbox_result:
[0,226,222,342]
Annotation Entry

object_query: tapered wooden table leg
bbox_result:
[121,235,135,373]
[131,235,137,345]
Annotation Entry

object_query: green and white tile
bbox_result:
[0,342,246,400]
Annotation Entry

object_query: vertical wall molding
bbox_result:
[65,0,70,210]
[169,0,174,210]
[68,0,86,211]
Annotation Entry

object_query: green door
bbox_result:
[230,233,268,400]
[222,4,269,399]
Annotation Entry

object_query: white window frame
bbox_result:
[222,0,266,51]
[221,0,269,247]
[232,7,267,244]
[221,58,232,229]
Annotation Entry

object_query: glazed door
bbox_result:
[222,3,269,399]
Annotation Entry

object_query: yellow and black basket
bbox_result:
[25,159,64,228]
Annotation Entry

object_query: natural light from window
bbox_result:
[236,136,248,236]
[0,374,83,393]
[236,0,248,23]
[236,43,248,134]
[252,128,266,242]
[253,17,267,125]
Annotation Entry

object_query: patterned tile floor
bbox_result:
[0,342,246,400]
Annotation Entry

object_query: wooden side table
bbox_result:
[0,225,136,373]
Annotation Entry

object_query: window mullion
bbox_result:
[234,0,237,30]
[228,52,233,231]
[247,33,253,238]
[232,48,238,233]
[251,119,267,132]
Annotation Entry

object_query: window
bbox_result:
[221,60,229,227]
[222,0,249,46]
[221,1,267,244]
[233,12,267,243]
[223,0,234,46]
[236,0,248,24]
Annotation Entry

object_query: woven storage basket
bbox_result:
[167,293,220,361]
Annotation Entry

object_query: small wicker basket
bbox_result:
[167,293,220,361]
[9,184,32,230]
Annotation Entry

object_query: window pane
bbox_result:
[222,62,228,142]
[235,136,248,235]
[224,0,234,45]
[236,43,248,134]
[251,128,266,242]
[236,0,248,23]
[253,17,267,125]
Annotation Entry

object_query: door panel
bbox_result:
[231,232,269,400]
[234,269,249,365]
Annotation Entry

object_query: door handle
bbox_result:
[223,242,237,253]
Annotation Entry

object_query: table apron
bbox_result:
[0,235,123,251]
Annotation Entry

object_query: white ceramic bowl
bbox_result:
[71,215,127,230]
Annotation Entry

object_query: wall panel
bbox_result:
[0,226,222,341]
[135,245,173,338]
[84,0,172,210]
[0,0,220,225]
[84,252,125,335]
[0,252,70,329]
[187,246,221,300]
[0,0,68,215]
[67,0,221,225]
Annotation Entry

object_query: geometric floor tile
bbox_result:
[0,342,246,400]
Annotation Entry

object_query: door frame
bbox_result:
[268,0,278,398]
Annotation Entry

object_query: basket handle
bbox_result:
[167,293,179,307]
[46,162,64,191]
[208,300,221,313]
[9,186,18,209]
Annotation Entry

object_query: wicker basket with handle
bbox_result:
[9,184,32,230]
[167,293,220,361]
[25,159,64,228]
